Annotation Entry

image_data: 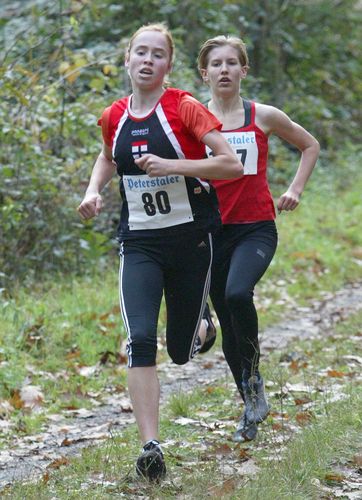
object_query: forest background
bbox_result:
[0,0,362,496]
[1,0,361,287]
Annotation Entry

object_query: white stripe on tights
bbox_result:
[188,232,213,360]
[119,244,133,367]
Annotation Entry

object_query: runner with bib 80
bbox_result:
[77,24,242,482]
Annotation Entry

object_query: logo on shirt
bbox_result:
[132,140,148,159]
[131,128,149,137]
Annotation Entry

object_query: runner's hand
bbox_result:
[135,154,170,177]
[77,193,103,219]
[277,189,300,213]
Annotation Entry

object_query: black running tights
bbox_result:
[210,221,278,392]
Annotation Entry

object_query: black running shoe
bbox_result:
[241,372,270,424]
[232,413,258,442]
[136,440,166,482]
[199,303,217,354]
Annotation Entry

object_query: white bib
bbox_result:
[207,131,259,175]
[123,174,194,230]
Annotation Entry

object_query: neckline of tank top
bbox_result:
[127,89,167,119]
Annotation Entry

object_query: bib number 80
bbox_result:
[142,191,171,216]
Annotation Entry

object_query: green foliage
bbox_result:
[0,0,361,285]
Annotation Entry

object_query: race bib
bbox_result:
[207,131,258,175]
[123,174,194,230]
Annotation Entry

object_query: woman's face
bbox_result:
[126,30,172,91]
[201,45,247,96]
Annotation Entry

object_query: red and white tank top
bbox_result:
[98,88,222,240]
[209,99,276,224]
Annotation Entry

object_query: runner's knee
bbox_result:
[126,329,157,367]
[226,287,253,311]
[167,346,189,365]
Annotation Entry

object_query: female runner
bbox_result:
[78,25,242,481]
[198,35,320,441]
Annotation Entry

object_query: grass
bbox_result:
[3,307,361,498]
[168,390,202,418]
[236,392,361,499]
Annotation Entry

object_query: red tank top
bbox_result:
[210,100,276,224]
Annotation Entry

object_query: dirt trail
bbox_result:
[0,282,361,488]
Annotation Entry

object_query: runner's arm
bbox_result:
[135,130,243,179]
[77,143,116,220]
[258,104,320,212]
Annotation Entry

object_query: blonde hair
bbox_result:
[126,23,175,65]
[198,35,249,71]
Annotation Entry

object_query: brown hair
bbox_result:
[126,23,175,65]
[197,35,249,71]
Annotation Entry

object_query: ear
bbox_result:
[240,65,248,79]
[200,68,209,83]
[124,59,130,77]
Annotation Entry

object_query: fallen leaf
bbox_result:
[294,396,312,406]
[60,437,72,447]
[66,348,81,360]
[212,443,233,456]
[64,408,94,418]
[352,454,362,467]
[99,307,119,320]
[98,351,116,364]
[208,477,237,496]
[77,365,98,377]
[351,247,362,259]
[285,382,314,393]
[20,385,44,410]
[237,448,251,461]
[47,457,69,469]
[119,397,133,412]
[0,400,14,415]
[327,370,346,378]
[324,473,345,483]
[289,360,300,373]
[112,384,127,393]
[295,411,314,425]
[269,411,289,419]
[202,361,215,369]
[174,417,198,426]
[60,430,109,447]
[116,353,128,364]
[9,390,23,410]
[61,404,78,410]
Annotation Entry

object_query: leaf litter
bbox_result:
[0,281,361,494]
